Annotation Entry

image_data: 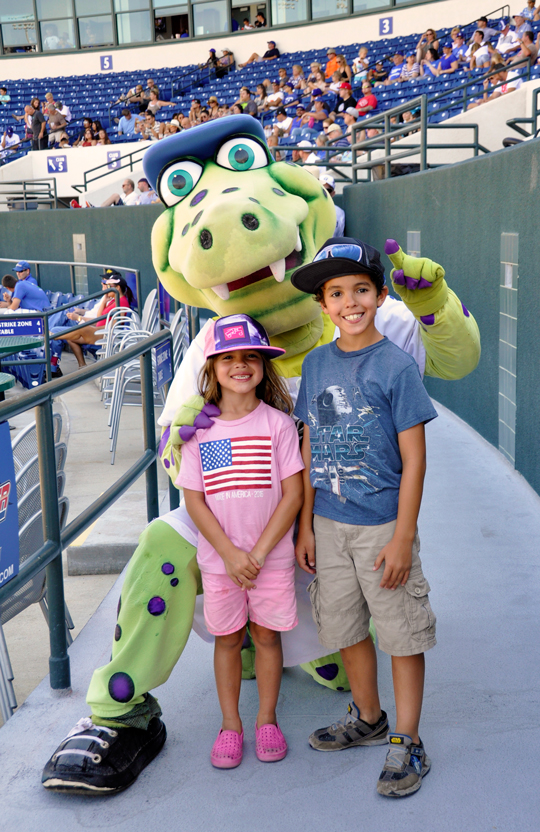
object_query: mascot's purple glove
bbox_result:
[384,238,447,318]
[178,403,221,442]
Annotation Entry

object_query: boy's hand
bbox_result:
[373,538,412,590]
[222,545,261,590]
[295,526,316,574]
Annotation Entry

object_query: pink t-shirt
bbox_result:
[177,401,304,574]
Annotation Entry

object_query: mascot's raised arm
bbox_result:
[42,116,480,796]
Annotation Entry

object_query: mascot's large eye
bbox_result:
[216,138,268,172]
[158,160,203,207]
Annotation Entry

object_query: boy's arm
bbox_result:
[373,422,426,590]
[250,472,304,568]
[295,425,317,574]
[182,487,260,589]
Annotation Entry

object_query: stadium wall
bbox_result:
[1,0,494,80]
[343,137,540,496]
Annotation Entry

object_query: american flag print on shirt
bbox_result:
[199,436,272,495]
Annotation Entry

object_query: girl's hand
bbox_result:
[373,538,412,590]
[222,545,261,590]
[295,525,316,574]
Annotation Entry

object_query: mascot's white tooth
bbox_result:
[212,283,230,300]
[295,228,302,251]
[269,258,286,283]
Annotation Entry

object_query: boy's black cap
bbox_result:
[290,236,385,294]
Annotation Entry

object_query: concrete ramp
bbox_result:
[0,402,538,831]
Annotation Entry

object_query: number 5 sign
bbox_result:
[379,17,393,36]
[100,55,113,71]
[47,155,67,173]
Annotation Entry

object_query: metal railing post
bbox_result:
[420,96,428,171]
[384,112,391,180]
[140,348,159,523]
[43,311,52,383]
[36,399,71,690]
[134,270,142,313]
[69,263,75,294]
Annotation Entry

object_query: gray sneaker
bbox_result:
[377,734,431,797]
[309,703,389,751]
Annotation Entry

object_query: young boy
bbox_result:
[291,237,438,798]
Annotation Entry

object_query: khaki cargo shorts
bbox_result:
[308,515,437,657]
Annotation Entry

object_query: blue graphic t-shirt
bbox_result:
[295,337,438,526]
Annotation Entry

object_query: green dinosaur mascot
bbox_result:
[42,116,480,795]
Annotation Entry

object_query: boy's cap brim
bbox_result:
[290,237,385,294]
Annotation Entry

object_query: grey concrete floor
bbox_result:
[1,399,539,831]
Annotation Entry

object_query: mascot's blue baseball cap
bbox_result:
[143,115,268,198]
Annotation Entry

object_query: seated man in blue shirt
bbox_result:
[11,259,38,285]
[118,108,142,137]
[0,272,49,311]
[385,53,406,84]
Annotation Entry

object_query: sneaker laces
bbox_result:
[329,703,362,733]
[384,745,408,772]
[52,717,118,765]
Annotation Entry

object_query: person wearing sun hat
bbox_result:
[291,236,438,797]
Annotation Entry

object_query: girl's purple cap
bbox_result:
[203,314,286,361]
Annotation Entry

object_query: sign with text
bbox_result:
[155,341,173,389]
[379,17,393,36]
[107,150,121,170]
[0,317,44,337]
[47,155,67,174]
[100,55,113,71]
[0,420,20,589]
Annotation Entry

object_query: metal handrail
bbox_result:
[72,143,149,193]
[0,178,57,209]
[0,256,141,315]
[506,85,540,136]
[0,328,172,691]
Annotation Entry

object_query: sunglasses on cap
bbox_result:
[314,243,365,263]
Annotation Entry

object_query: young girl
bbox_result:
[177,314,304,769]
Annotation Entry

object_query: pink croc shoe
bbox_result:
[255,722,288,762]
[210,729,244,769]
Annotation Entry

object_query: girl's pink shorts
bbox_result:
[201,565,298,636]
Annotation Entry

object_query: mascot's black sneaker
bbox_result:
[41,716,166,795]
[377,734,431,797]
[309,703,388,751]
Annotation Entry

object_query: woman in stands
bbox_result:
[416,29,440,64]
[254,84,268,113]
[336,54,352,83]
[307,62,322,84]
[146,89,175,116]
[420,48,441,78]
[91,119,103,135]
[289,64,305,88]
[73,117,93,147]
[94,128,111,146]
[80,127,94,147]
[52,274,134,369]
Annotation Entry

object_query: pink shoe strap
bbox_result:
[212,729,244,759]
[255,722,286,754]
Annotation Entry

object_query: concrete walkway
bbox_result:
[0,402,539,831]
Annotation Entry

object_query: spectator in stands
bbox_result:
[118,108,142,137]
[291,94,329,140]
[254,84,268,113]
[217,48,234,77]
[0,128,20,163]
[230,103,243,115]
[55,100,71,123]
[496,18,521,57]
[296,139,317,165]
[452,32,468,64]
[47,107,68,146]
[91,119,103,135]
[12,105,34,141]
[513,14,530,38]
[203,48,219,72]
[207,96,219,118]
[282,83,300,106]
[94,128,112,146]
[487,45,506,67]
[289,104,307,135]
[273,106,293,135]
[369,60,388,84]
[420,48,440,78]
[355,81,377,116]
[189,99,202,123]
[99,179,139,207]
[242,17,254,30]
[307,62,322,83]
[255,12,266,27]
[238,39,280,68]
[513,29,538,64]
[329,71,343,93]
[466,31,491,69]
[330,82,357,118]
[342,106,359,135]
[234,87,258,116]
[523,0,537,19]
[267,134,284,161]
[163,120,180,136]
[437,43,459,75]
[141,78,159,108]
[399,53,420,81]
[266,81,284,109]
[0,87,10,105]
[289,64,305,88]
[137,177,158,204]
[336,54,352,83]
[136,111,164,140]
[320,174,345,234]
[53,274,134,369]
[385,52,406,84]
[147,89,175,115]
[352,47,369,84]
[467,64,523,108]
[325,49,340,79]
[180,117,192,130]
[0,269,49,311]
[416,29,440,64]
[30,104,47,150]
[80,127,95,147]
[307,70,328,93]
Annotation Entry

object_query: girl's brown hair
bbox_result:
[198,352,293,414]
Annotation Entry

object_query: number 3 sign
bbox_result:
[379,17,393,36]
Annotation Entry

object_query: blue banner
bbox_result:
[155,341,173,389]
[0,317,44,336]
[0,421,20,588]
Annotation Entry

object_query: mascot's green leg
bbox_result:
[86,520,201,728]
[300,620,376,691]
